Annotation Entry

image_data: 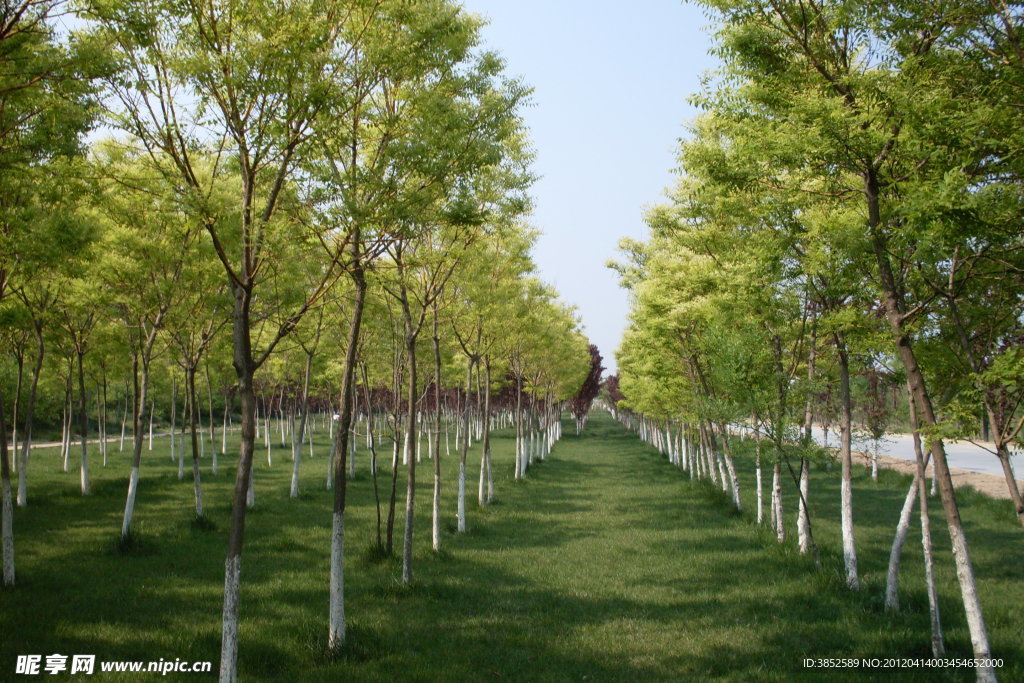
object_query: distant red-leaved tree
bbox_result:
[569,344,604,420]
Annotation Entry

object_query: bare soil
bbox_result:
[853,450,1022,501]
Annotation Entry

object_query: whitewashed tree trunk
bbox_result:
[170,376,177,463]
[61,397,70,472]
[328,510,345,649]
[755,449,763,525]
[430,319,443,552]
[918,453,944,658]
[797,458,810,554]
[222,403,229,457]
[885,478,918,611]
[872,442,879,481]
[266,401,272,466]
[480,360,494,505]
[717,425,741,510]
[218,555,240,683]
[772,462,784,542]
[836,335,859,589]
[457,359,473,532]
[120,395,127,452]
[186,368,205,519]
[875,266,994,679]
[122,466,140,539]
[1,383,14,584]
[122,350,155,540]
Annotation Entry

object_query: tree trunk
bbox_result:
[62,364,72,472]
[479,358,493,505]
[430,313,443,552]
[17,326,44,507]
[360,363,383,551]
[868,174,993,678]
[12,350,22,476]
[514,373,523,479]
[291,353,312,499]
[218,282,258,683]
[76,350,90,495]
[797,313,816,555]
[835,333,858,589]
[917,428,944,658]
[993,438,1024,527]
[386,350,402,555]
[887,383,929,611]
[1,381,14,585]
[329,264,366,648]
[119,388,127,452]
[100,374,108,466]
[772,460,784,542]
[402,323,418,584]
[206,361,217,454]
[716,422,741,510]
[458,357,474,531]
[122,352,149,540]
[171,374,178,463]
[187,367,205,518]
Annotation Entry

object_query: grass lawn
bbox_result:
[2,411,1021,680]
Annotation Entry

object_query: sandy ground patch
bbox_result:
[852,450,1021,501]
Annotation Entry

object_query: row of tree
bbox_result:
[610,1,1023,680]
[0,1,598,680]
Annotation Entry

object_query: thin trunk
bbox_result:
[77,350,90,495]
[360,363,382,551]
[772,460,784,542]
[119,388,127,452]
[716,423,741,510]
[291,353,312,499]
[329,263,366,649]
[868,174,992,677]
[993,437,1024,527]
[835,333,859,590]
[458,357,474,531]
[386,352,402,555]
[99,376,108,467]
[798,312,815,554]
[918,428,944,658]
[479,358,493,506]
[122,351,147,538]
[206,361,217,453]
[797,458,810,553]
[178,388,187,481]
[886,473,919,612]
[218,282,258,683]
[430,313,442,552]
[514,373,523,479]
[755,441,763,524]
[18,327,44,507]
[171,374,178,463]
[62,364,71,472]
[1,381,14,585]
[12,351,21,475]
[402,328,418,584]
[188,367,204,518]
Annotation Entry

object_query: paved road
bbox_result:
[810,425,1023,479]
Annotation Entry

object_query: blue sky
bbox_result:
[461,1,718,373]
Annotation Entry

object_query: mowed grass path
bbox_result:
[3,411,1022,680]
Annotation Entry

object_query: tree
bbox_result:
[568,344,604,434]
[0,0,99,586]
